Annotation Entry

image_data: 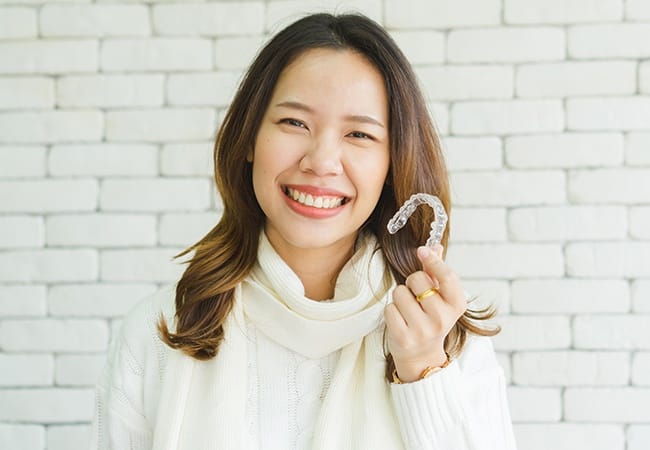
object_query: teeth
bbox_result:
[285,187,345,209]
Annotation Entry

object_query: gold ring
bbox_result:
[415,287,438,302]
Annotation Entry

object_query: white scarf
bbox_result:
[152,232,405,450]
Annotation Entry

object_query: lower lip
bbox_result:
[282,189,347,219]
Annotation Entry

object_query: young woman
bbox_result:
[92,13,516,450]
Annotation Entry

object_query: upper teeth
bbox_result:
[285,187,344,209]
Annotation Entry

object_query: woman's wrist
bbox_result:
[392,350,449,383]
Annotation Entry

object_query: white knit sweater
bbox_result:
[92,286,515,450]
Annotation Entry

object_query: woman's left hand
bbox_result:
[384,244,467,382]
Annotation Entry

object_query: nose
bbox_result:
[298,135,344,176]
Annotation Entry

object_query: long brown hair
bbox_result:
[158,13,498,378]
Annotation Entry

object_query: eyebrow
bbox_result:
[275,101,385,128]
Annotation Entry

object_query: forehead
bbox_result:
[270,48,388,118]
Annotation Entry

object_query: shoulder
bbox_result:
[456,334,501,375]
[112,284,177,370]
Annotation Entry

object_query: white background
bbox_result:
[0,0,649,449]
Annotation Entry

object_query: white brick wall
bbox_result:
[0,1,647,448]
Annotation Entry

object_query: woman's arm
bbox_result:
[390,336,516,450]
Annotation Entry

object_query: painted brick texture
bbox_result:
[0,1,647,449]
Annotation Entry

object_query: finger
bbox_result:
[416,246,466,311]
[384,302,408,336]
[405,270,437,301]
[392,285,429,328]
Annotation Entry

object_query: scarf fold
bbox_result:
[152,232,405,450]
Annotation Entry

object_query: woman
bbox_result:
[92,13,516,450]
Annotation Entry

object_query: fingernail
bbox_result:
[417,246,431,259]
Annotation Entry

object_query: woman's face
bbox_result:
[251,48,390,256]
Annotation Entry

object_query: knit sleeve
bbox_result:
[389,336,516,450]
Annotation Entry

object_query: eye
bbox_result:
[280,118,307,129]
[348,131,374,140]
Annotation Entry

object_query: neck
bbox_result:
[264,231,357,301]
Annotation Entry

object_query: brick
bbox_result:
[57,74,164,108]
[462,279,510,314]
[446,244,564,278]
[442,137,502,171]
[0,7,36,38]
[512,279,629,314]
[56,355,105,386]
[48,283,156,317]
[385,0,499,28]
[514,424,624,450]
[642,63,650,94]
[0,40,97,74]
[568,97,650,131]
[574,315,650,349]
[506,133,624,168]
[161,142,213,176]
[508,387,562,421]
[569,24,650,58]
[159,212,221,246]
[451,100,564,135]
[627,0,650,19]
[0,354,53,386]
[626,133,650,165]
[388,31,444,65]
[449,207,507,242]
[632,352,650,385]
[154,2,263,36]
[0,146,46,177]
[100,248,185,282]
[0,424,44,450]
[49,144,158,176]
[0,77,54,109]
[0,318,107,352]
[0,249,97,282]
[429,102,449,135]
[628,426,650,450]
[512,351,629,386]
[0,285,46,317]
[106,109,215,142]
[167,72,240,107]
[505,0,622,24]
[567,243,650,278]
[417,65,513,101]
[100,178,211,212]
[630,207,650,239]
[632,281,650,313]
[516,61,635,98]
[508,206,627,241]
[48,425,91,450]
[266,0,382,32]
[450,170,565,206]
[101,39,211,72]
[46,214,157,247]
[214,35,267,69]
[448,28,565,63]
[40,5,149,37]
[0,179,97,213]
[0,110,103,143]
[565,388,650,421]
[0,215,44,248]
[492,315,571,350]
[569,169,650,204]
[0,388,93,422]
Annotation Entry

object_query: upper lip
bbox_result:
[283,184,350,198]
